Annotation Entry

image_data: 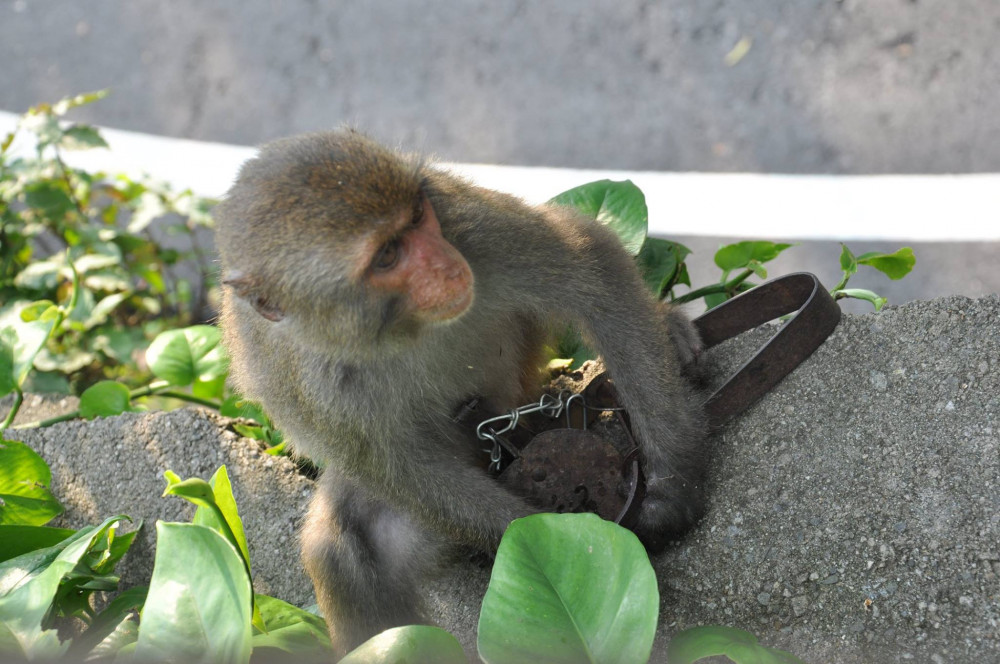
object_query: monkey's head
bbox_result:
[215,130,475,354]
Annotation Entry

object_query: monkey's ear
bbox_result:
[223,271,285,322]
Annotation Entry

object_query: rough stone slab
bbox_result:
[653,293,1000,662]
[9,409,316,607]
[7,294,999,663]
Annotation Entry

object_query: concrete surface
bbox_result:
[2,1,998,310]
[2,1,999,174]
[7,407,317,608]
[8,294,999,663]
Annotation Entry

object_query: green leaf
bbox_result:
[262,440,287,455]
[59,125,109,151]
[84,292,131,330]
[666,625,808,664]
[857,247,916,280]
[51,90,109,115]
[0,515,126,660]
[834,288,888,311]
[250,594,331,658]
[232,425,265,441]
[191,468,252,578]
[94,524,140,575]
[478,513,658,664]
[703,291,729,310]
[32,347,95,374]
[18,113,63,147]
[636,237,692,297]
[714,241,793,271]
[163,472,216,505]
[127,191,168,233]
[192,375,227,401]
[0,330,16,398]
[164,467,262,631]
[67,586,147,660]
[340,626,465,664]
[549,180,648,255]
[21,372,71,396]
[146,325,227,386]
[23,181,75,218]
[220,397,270,425]
[0,439,63,526]
[839,243,857,276]
[72,242,123,273]
[18,301,57,323]
[82,614,139,662]
[0,525,74,563]
[747,259,768,280]
[135,522,253,664]
[89,328,143,363]
[550,325,596,370]
[79,381,132,419]
[12,257,62,291]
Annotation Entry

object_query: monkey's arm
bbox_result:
[337,421,538,551]
[437,185,708,542]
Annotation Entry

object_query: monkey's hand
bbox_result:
[632,469,706,553]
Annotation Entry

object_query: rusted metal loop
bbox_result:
[692,272,841,427]
[610,409,645,528]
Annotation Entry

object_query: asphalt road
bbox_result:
[1,0,997,305]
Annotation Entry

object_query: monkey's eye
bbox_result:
[372,239,401,271]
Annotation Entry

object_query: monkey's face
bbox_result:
[216,130,475,354]
[360,194,474,326]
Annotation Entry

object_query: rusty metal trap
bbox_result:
[461,273,842,531]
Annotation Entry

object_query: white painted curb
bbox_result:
[3,111,996,242]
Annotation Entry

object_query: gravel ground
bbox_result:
[7,294,999,663]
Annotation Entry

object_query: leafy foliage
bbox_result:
[549,179,915,364]
[0,91,216,396]
[0,513,135,660]
[0,439,63,525]
[0,444,808,664]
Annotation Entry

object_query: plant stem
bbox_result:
[672,268,755,305]
[13,380,221,430]
[12,410,76,430]
[155,390,221,410]
[831,273,850,293]
[0,389,24,431]
[128,379,171,397]
[129,381,220,407]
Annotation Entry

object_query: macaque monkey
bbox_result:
[215,130,707,656]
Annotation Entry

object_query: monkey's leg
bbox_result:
[301,469,442,657]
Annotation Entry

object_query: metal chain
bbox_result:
[476,390,620,473]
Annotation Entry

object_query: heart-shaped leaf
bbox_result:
[146,325,227,386]
[478,513,658,664]
[550,180,648,255]
[79,381,131,419]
